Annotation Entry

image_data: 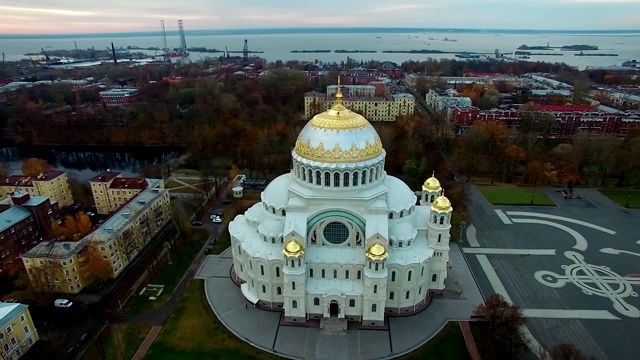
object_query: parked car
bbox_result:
[66,343,81,356]
[204,247,212,255]
[79,331,91,342]
[54,299,73,308]
[209,239,217,245]
[192,221,203,226]
[212,216,222,224]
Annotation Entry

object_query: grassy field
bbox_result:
[165,180,183,189]
[397,322,470,360]
[212,229,231,255]
[144,280,279,360]
[124,230,209,314]
[599,189,640,208]
[82,323,151,360]
[478,186,555,206]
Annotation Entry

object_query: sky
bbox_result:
[0,0,639,34]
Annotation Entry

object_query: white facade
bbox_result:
[231,88,451,324]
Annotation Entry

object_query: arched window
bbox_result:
[371,304,377,312]
[432,274,437,282]
[345,270,350,279]
[343,172,350,187]
[298,259,301,266]
[292,300,298,309]
[389,239,394,247]
[322,269,325,278]
[308,169,313,183]
[237,245,241,253]
[333,269,337,278]
[438,234,442,243]
[262,285,266,293]
[439,216,445,225]
[389,291,394,300]
[324,171,330,186]
[276,267,280,277]
[292,281,296,290]
[375,263,379,271]
[408,240,411,246]
[277,287,281,295]
[260,265,264,276]
[250,261,253,270]
[357,270,362,280]
[314,297,320,306]
[349,299,356,307]
[405,291,410,299]
[407,271,412,282]
[369,168,374,182]
[353,171,359,186]
[316,171,321,185]
[301,167,306,181]
[373,285,378,293]
[291,260,295,267]
[334,172,340,187]
[309,268,313,277]
[419,286,422,294]
[430,195,434,202]
[391,271,396,282]
[271,237,275,244]
[389,213,393,219]
[400,210,404,218]
[420,267,424,277]
[361,170,367,185]
[399,242,403,248]
[282,209,286,216]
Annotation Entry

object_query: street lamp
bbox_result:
[459,220,466,242]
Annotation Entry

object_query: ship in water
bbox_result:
[160,20,189,59]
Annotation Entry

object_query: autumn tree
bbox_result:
[26,260,62,293]
[51,212,92,241]
[21,157,51,177]
[170,199,191,236]
[550,343,595,360]
[81,245,113,291]
[504,145,527,183]
[473,294,527,358]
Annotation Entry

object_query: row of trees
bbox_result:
[453,120,640,188]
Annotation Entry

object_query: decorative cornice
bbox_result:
[294,138,383,163]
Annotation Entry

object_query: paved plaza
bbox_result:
[463,186,640,360]
[196,245,484,359]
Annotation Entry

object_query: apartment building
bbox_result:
[0,193,60,239]
[0,207,40,275]
[0,302,39,360]
[22,180,171,294]
[304,85,415,122]
[0,171,73,208]
[89,172,164,215]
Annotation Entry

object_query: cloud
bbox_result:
[0,5,95,17]
[366,4,430,13]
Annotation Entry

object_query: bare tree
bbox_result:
[473,293,527,358]
[550,343,595,360]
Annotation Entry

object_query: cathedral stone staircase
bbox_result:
[320,316,347,334]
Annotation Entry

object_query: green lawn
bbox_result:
[178,178,203,185]
[212,229,231,255]
[124,230,210,314]
[175,169,201,176]
[397,322,470,360]
[165,180,183,189]
[144,280,279,360]
[479,186,555,206]
[82,323,151,360]
[599,189,640,209]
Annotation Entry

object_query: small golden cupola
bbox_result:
[422,171,442,192]
[366,241,388,261]
[283,239,304,258]
[431,190,453,213]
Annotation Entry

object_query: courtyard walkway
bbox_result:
[197,242,484,359]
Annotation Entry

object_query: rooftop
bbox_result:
[534,105,595,112]
[0,170,66,187]
[0,207,32,232]
[99,88,139,96]
[90,171,122,183]
[109,177,149,190]
[22,239,86,259]
[0,302,27,328]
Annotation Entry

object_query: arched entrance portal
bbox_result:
[329,300,339,317]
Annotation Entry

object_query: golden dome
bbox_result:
[366,242,388,261]
[283,239,304,258]
[422,171,441,192]
[294,78,383,163]
[431,192,453,213]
